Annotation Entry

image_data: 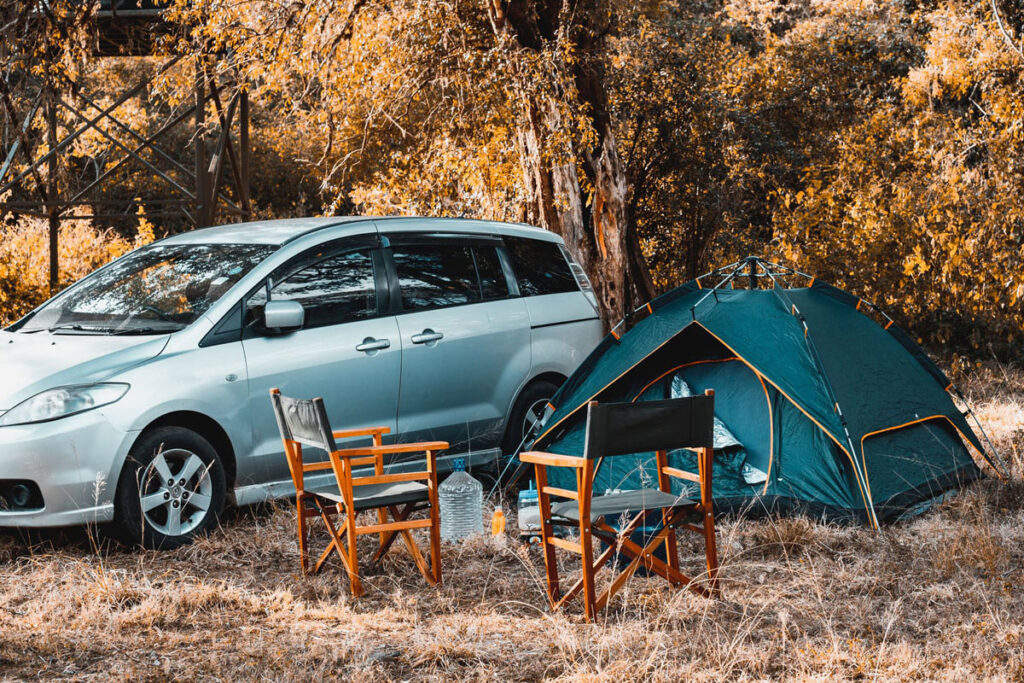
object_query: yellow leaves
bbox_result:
[903,247,929,277]
[0,211,153,326]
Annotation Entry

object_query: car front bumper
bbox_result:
[0,409,137,528]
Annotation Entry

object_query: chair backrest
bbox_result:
[583,393,715,460]
[270,389,338,453]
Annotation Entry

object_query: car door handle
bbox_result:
[411,329,444,344]
[356,337,390,352]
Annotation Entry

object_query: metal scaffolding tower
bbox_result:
[0,1,251,292]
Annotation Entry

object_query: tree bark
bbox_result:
[490,0,655,325]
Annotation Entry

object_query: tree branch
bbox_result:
[990,0,1024,63]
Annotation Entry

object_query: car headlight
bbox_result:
[0,383,129,427]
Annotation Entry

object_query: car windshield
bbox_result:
[16,243,276,335]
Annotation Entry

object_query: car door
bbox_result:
[386,235,530,453]
[241,237,401,484]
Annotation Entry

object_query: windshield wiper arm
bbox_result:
[106,327,172,336]
[47,323,115,333]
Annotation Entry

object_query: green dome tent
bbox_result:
[528,257,1000,528]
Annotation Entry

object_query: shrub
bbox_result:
[0,210,154,326]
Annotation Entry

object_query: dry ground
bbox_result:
[1,363,1022,681]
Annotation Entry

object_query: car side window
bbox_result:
[247,249,377,330]
[473,245,510,300]
[504,237,577,296]
[391,243,480,311]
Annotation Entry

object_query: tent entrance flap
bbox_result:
[631,358,772,478]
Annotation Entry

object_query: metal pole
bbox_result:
[46,87,59,295]
[239,89,250,216]
[194,59,208,227]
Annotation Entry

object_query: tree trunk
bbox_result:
[493,0,655,325]
[584,131,630,321]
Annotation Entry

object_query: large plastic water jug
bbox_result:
[439,458,483,541]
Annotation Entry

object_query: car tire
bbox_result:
[502,379,561,457]
[112,426,226,550]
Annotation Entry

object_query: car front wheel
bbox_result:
[113,426,226,550]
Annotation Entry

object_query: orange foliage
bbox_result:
[0,208,154,325]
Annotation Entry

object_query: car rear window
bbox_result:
[504,237,577,296]
[392,244,481,310]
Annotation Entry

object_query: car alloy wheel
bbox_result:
[521,397,551,443]
[138,447,214,537]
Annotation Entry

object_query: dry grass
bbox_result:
[1,363,1023,681]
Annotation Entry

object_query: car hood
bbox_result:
[0,330,170,411]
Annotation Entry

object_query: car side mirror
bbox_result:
[262,300,304,333]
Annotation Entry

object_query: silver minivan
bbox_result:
[0,217,602,547]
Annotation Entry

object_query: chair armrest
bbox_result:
[519,451,587,468]
[332,426,391,440]
[332,441,449,457]
[662,465,700,484]
[352,471,432,486]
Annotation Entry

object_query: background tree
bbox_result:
[3,0,1021,356]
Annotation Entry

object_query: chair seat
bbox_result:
[309,480,430,511]
[551,488,696,522]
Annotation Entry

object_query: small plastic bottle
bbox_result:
[491,504,506,536]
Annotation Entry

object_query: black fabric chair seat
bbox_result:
[551,488,696,522]
[309,481,429,511]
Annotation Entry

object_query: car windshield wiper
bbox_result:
[44,323,173,335]
[106,327,174,336]
[47,323,118,334]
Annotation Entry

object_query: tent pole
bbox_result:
[763,266,882,529]
[767,254,1002,478]
[952,388,1008,476]
[689,259,748,318]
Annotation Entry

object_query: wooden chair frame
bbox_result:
[519,390,719,621]
[272,389,446,596]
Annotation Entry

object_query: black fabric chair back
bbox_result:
[270,390,337,453]
[583,395,714,459]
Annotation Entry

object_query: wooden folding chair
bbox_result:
[270,389,447,596]
[519,390,719,620]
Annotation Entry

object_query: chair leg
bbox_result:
[428,489,442,586]
[377,505,389,551]
[594,540,648,612]
[296,495,309,575]
[577,463,597,622]
[552,531,619,611]
[371,504,409,565]
[315,504,348,574]
[423,448,443,585]
[344,506,363,597]
[595,513,713,600]
[579,520,598,622]
[313,528,343,574]
[399,528,437,585]
[589,511,659,612]
[703,506,719,595]
[367,502,441,588]
[534,464,560,607]
[662,507,682,586]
